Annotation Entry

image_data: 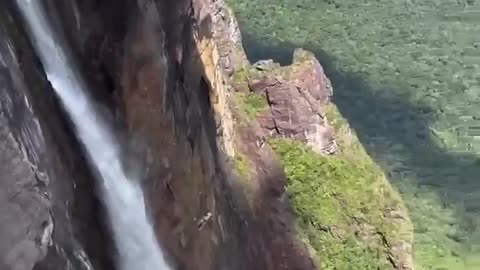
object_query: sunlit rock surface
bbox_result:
[248,49,337,155]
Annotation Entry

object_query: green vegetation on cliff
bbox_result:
[270,104,412,270]
[234,152,250,180]
[234,92,268,120]
[227,0,480,268]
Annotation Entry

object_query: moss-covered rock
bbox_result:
[232,92,268,122]
[269,103,413,270]
[233,152,250,180]
[227,0,480,268]
[227,48,412,269]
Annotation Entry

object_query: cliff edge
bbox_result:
[216,3,414,270]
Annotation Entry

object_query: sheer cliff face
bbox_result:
[0,1,315,270]
[0,6,113,270]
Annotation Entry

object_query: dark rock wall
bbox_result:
[0,4,112,270]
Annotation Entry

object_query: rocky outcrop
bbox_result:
[230,49,414,270]
[247,49,337,154]
[209,0,250,76]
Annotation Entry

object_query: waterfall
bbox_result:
[15,1,172,270]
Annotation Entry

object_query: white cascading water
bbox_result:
[15,1,172,270]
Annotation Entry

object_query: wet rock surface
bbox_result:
[0,115,51,270]
[0,5,112,269]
